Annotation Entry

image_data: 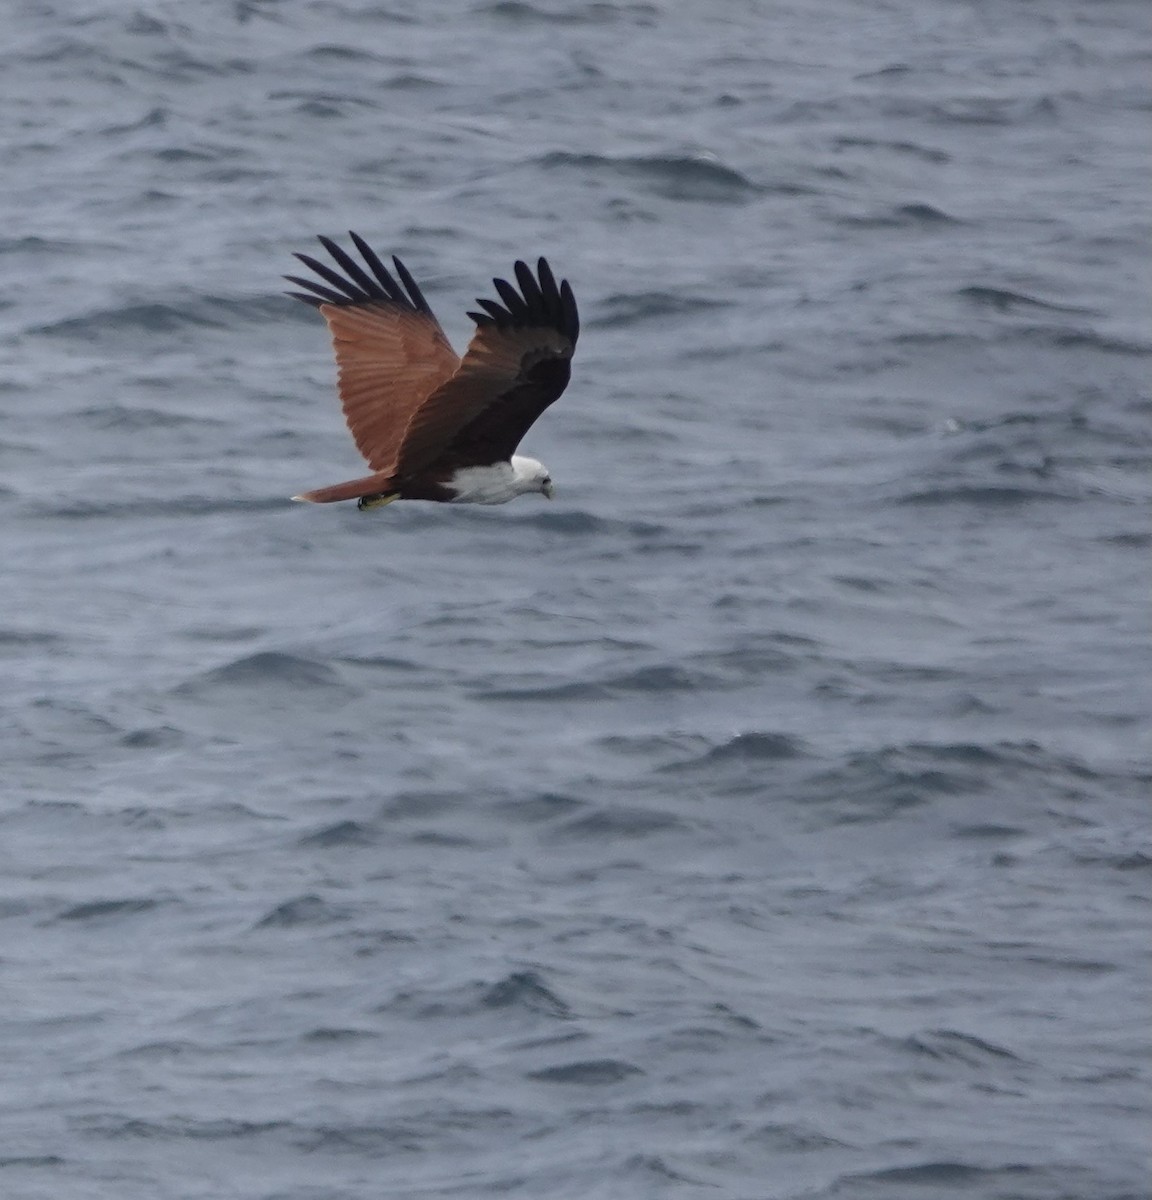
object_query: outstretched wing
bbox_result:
[393,258,579,477]
[286,233,459,473]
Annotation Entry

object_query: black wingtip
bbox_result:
[559,278,579,345]
[470,257,578,343]
[284,273,348,305]
[474,298,509,325]
[391,254,433,316]
[492,276,530,320]
[286,233,432,314]
[514,259,543,309]
[286,290,325,307]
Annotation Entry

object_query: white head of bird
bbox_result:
[512,455,555,499]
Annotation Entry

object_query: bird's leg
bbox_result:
[357,493,399,511]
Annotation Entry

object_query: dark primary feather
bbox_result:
[316,235,380,296]
[514,259,543,309]
[465,257,579,345]
[473,298,508,323]
[284,232,433,315]
[389,254,435,316]
[493,277,530,320]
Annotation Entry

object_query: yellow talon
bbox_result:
[357,492,399,511]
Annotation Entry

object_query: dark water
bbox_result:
[1,1,1149,1197]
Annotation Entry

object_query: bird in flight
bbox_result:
[285,233,579,510]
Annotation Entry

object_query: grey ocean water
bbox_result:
[1,1,1149,1197]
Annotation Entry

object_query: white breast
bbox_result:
[444,462,522,505]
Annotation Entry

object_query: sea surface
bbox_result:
[1,1,1149,1197]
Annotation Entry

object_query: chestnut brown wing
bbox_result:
[393,258,578,477]
[286,233,459,473]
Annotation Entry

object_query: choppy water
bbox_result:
[1,1,1150,1197]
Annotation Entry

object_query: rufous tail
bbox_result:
[291,471,396,504]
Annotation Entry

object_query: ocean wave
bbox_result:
[596,732,713,759]
[119,726,186,750]
[883,322,1151,358]
[380,972,573,1022]
[475,680,614,701]
[481,971,572,1018]
[919,95,1062,127]
[476,661,722,702]
[299,1026,380,1044]
[504,509,664,536]
[667,731,810,770]
[901,1028,1023,1064]
[832,135,950,163]
[840,202,961,227]
[536,151,766,202]
[301,45,403,64]
[255,894,352,928]
[1018,325,1152,356]
[0,235,93,256]
[55,897,162,922]
[0,628,67,649]
[31,294,291,341]
[481,1,657,26]
[839,1160,1036,1189]
[34,304,205,339]
[887,399,1152,509]
[71,404,225,431]
[75,1115,292,1142]
[547,804,684,841]
[297,819,377,848]
[895,482,1078,506]
[804,739,1115,825]
[38,495,292,519]
[588,290,732,329]
[175,652,349,696]
[527,1058,643,1084]
[957,285,1096,314]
